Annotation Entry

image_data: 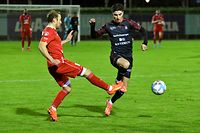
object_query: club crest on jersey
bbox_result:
[110,26,116,30]
[42,31,49,36]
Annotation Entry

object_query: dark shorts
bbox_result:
[110,52,133,78]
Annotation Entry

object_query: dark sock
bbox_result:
[111,90,124,103]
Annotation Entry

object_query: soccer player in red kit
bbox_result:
[19,8,32,51]
[38,10,123,122]
[151,10,165,48]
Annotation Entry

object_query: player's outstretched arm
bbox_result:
[89,18,98,38]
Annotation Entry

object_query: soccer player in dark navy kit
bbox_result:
[89,3,148,116]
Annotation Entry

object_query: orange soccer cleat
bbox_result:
[120,85,127,93]
[107,81,123,95]
[105,100,113,116]
[48,106,58,121]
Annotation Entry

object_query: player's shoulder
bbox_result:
[42,27,55,35]
[124,18,137,25]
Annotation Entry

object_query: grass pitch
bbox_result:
[0,40,200,133]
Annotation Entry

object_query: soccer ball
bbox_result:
[151,80,166,95]
[145,0,150,3]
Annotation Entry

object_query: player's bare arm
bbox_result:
[38,41,60,65]
[152,19,159,24]
[61,30,73,45]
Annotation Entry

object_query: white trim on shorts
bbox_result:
[80,67,87,76]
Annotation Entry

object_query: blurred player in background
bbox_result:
[70,12,79,46]
[89,3,148,116]
[38,10,123,121]
[151,10,165,48]
[19,8,32,51]
[63,12,72,40]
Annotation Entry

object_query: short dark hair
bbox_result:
[47,10,60,23]
[111,3,124,12]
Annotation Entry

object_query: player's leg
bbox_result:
[27,28,32,51]
[105,56,132,116]
[158,31,164,46]
[153,30,157,48]
[48,86,71,122]
[47,66,72,121]
[71,30,78,46]
[21,29,25,51]
[27,29,32,51]
[81,68,123,95]
[56,59,123,95]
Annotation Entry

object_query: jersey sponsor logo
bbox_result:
[23,19,29,24]
[115,41,131,46]
[113,33,129,37]
[110,26,117,30]
[42,31,49,37]
[119,38,125,41]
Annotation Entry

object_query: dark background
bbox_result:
[0,0,200,7]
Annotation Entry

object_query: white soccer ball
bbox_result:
[151,80,166,95]
[145,0,150,3]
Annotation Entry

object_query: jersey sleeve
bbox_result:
[128,19,141,31]
[40,30,54,44]
[90,23,107,38]
[19,15,22,23]
[128,19,148,45]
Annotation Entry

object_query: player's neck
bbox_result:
[47,23,56,29]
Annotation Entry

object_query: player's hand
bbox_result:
[141,44,147,51]
[51,59,61,66]
[89,18,96,25]
[66,30,73,42]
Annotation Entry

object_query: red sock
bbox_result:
[86,73,110,90]
[52,89,69,109]
[21,38,25,48]
[28,37,31,47]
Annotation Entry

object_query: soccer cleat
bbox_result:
[105,100,113,116]
[107,81,123,95]
[48,106,58,121]
[120,86,127,93]
[27,47,31,51]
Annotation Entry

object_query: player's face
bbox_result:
[112,10,124,23]
[55,14,62,29]
[156,10,160,14]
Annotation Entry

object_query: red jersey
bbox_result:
[40,27,64,67]
[19,14,31,29]
[152,13,164,29]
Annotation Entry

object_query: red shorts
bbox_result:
[21,28,32,38]
[48,59,84,87]
[154,26,164,33]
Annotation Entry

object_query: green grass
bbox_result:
[0,40,200,133]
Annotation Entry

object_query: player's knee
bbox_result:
[79,67,91,77]
[62,86,72,93]
[62,80,72,92]
[117,58,130,69]
[122,61,130,69]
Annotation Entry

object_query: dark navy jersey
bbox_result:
[70,16,79,31]
[91,18,147,58]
